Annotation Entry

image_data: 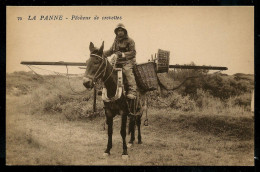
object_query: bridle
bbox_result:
[86,53,114,85]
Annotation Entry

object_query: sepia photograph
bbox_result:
[6,6,254,165]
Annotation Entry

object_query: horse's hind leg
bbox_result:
[104,110,113,156]
[120,114,128,157]
[136,115,142,144]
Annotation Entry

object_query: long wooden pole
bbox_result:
[21,61,86,66]
[169,65,228,70]
[21,61,228,70]
[79,65,228,70]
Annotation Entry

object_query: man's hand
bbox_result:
[114,51,126,61]
[117,57,126,61]
[110,54,117,66]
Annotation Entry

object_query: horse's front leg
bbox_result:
[104,109,113,156]
[128,116,135,144]
[128,116,135,146]
[120,112,128,158]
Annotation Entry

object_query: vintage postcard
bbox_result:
[6,6,254,165]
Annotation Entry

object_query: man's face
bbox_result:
[117,28,125,37]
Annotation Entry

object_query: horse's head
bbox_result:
[83,41,106,89]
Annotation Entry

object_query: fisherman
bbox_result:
[103,23,137,99]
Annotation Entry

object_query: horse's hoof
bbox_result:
[127,143,133,148]
[122,154,129,160]
[138,141,143,144]
[103,153,110,157]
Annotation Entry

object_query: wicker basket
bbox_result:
[156,49,170,73]
[133,62,158,91]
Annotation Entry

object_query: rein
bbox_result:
[88,53,123,102]
[89,54,113,84]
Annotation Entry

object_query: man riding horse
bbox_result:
[103,23,137,100]
[82,24,146,158]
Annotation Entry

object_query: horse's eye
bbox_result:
[94,60,100,64]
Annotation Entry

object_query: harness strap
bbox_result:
[102,68,123,102]
[93,57,106,81]
[89,54,113,84]
[126,99,137,117]
[90,54,103,59]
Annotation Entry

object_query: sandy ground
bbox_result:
[6,96,254,166]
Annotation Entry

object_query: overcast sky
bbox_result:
[7,6,254,75]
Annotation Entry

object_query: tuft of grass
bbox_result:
[147,91,196,112]
[194,89,251,116]
[6,71,102,120]
[6,71,44,96]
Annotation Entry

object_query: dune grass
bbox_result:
[6,71,254,165]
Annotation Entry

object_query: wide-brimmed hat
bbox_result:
[114,23,128,35]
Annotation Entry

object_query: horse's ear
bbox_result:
[98,41,104,55]
[89,42,95,52]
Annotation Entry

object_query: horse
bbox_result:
[83,42,146,158]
